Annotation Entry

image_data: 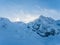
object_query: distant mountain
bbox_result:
[0,16,60,45]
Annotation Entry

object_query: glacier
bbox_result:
[0,16,60,45]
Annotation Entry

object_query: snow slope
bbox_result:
[0,16,60,45]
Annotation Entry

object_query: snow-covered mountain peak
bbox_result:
[0,17,11,25]
[38,15,55,24]
[0,17,10,22]
[39,15,46,20]
[28,15,60,37]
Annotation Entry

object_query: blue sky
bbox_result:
[0,0,60,23]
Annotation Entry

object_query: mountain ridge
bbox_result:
[0,15,60,45]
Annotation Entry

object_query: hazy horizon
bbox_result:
[0,0,60,23]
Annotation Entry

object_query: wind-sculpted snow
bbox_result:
[0,16,60,45]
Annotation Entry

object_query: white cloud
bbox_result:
[1,5,60,23]
[8,6,60,23]
[32,6,60,20]
[9,13,39,23]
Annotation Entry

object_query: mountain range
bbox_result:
[0,15,60,45]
